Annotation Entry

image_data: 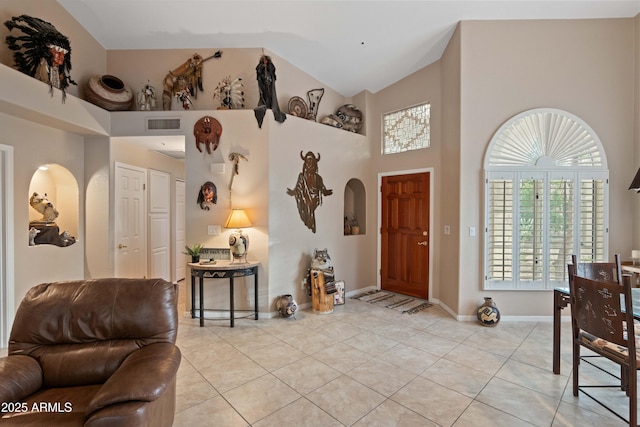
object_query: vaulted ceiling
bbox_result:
[59,0,640,96]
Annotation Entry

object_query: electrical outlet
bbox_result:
[444,225,451,235]
[208,225,221,235]
[469,226,476,237]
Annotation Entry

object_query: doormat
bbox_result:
[350,290,433,314]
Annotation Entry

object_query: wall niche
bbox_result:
[28,164,79,247]
[344,178,365,235]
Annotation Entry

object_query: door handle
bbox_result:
[118,244,128,249]
[417,241,427,246]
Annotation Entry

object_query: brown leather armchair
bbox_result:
[0,278,181,426]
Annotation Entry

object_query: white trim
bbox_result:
[0,144,14,347]
[377,168,434,300]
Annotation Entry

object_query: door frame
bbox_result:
[0,144,14,346]
[377,167,434,298]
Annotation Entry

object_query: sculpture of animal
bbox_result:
[29,192,59,223]
[28,227,40,246]
[194,116,223,154]
[310,248,332,271]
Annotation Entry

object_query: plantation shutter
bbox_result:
[486,175,514,285]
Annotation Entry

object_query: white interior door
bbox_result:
[149,169,171,281]
[175,179,186,281]
[114,162,147,278]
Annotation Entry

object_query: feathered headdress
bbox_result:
[213,76,245,109]
[5,15,76,101]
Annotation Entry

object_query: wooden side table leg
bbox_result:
[191,274,196,319]
[199,276,204,327]
[230,276,235,328]
[254,269,259,320]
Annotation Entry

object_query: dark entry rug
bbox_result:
[350,290,433,314]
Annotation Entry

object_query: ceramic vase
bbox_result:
[86,75,133,111]
[477,297,500,327]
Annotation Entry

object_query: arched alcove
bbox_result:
[28,163,79,246]
[344,178,366,235]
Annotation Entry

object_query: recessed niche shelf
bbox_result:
[28,164,79,247]
[344,178,365,236]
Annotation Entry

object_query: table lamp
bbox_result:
[224,208,252,263]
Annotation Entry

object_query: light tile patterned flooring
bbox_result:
[173,298,631,426]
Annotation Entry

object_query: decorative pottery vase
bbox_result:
[85,75,134,111]
[191,255,200,263]
[276,294,298,318]
[477,297,500,327]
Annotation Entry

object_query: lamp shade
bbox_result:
[224,209,252,229]
[629,168,640,192]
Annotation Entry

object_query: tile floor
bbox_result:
[174,298,633,426]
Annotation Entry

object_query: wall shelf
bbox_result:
[0,64,110,136]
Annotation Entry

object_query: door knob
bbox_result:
[417,241,427,246]
[118,244,128,249]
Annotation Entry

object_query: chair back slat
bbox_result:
[571,274,628,347]
[570,254,622,284]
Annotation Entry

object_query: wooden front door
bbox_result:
[381,172,430,299]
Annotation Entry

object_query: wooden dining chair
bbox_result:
[569,272,638,425]
[569,253,622,284]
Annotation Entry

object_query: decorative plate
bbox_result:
[288,96,308,118]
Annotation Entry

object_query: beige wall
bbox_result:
[106,109,373,314]
[268,114,375,310]
[439,24,462,315]
[634,14,640,248]
[0,0,107,99]
[367,55,443,303]
[458,18,635,316]
[0,112,86,313]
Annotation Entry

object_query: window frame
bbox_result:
[381,102,430,155]
[483,108,609,291]
[484,169,608,290]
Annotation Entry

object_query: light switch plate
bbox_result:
[208,225,221,235]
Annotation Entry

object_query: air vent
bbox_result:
[146,117,181,131]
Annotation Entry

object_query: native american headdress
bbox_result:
[5,15,76,100]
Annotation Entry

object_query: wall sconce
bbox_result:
[629,168,640,192]
[224,209,252,263]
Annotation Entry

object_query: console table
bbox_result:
[189,261,259,327]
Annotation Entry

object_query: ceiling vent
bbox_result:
[146,117,182,132]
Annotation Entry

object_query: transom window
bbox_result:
[484,108,608,290]
[382,102,430,154]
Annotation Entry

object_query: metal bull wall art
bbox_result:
[286,151,333,233]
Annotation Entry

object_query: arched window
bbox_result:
[483,108,608,290]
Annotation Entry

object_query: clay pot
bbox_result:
[276,294,298,318]
[477,297,500,327]
[85,75,133,111]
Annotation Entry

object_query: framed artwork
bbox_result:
[334,280,345,305]
[200,247,231,261]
